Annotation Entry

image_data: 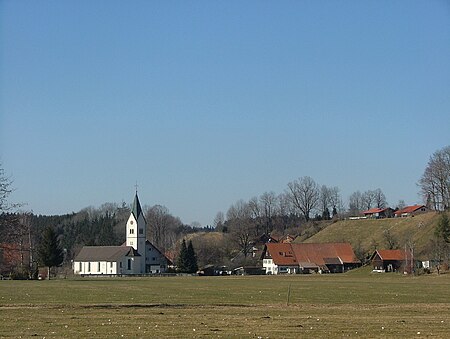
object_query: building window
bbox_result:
[88,262,91,272]
[127,259,132,270]
[130,229,134,235]
[130,241,133,246]
[120,262,122,268]
[98,262,101,272]
[110,262,113,268]
[139,228,144,234]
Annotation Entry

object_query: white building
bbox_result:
[73,193,171,275]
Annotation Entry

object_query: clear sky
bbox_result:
[1,1,449,226]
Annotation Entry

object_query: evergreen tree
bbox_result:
[435,213,450,243]
[332,207,338,218]
[177,239,188,272]
[37,226,64,279]
[186,240,198,273]
[322,207,331,221]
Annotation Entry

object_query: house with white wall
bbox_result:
[73,192,171,275]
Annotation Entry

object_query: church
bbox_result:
[73,193,171,275]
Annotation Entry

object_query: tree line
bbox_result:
[1,145,449,277]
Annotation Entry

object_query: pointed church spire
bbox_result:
[131,192,143,220]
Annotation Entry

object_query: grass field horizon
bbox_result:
[301,212,442,258]
[1,271,450,338]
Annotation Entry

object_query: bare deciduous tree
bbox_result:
[260,191,277,233]
[348,191,364,215]
[419,146,450,211]
[396,200,406,210]
[226,200,254,257]
[0,165,16,213]
[248,196,263,234]
[382,228,398,249]
[363,190,376,210]
[286,176,319,222]
[145,205,182,252]
[373,188,387,209]
[213,211,225,230]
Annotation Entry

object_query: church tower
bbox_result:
[126,192,147,273]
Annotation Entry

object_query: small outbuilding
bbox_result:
[370,249,410,272]
[362,208,394,219]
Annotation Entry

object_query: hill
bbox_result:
[297,212,444,261]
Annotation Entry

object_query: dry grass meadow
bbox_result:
[1,269,450,338]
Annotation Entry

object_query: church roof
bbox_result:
[131,193,143,220]
[74,246,141,262]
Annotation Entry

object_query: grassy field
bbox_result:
[302,212,441,258]
[1,271,450,338]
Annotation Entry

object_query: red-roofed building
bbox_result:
[370,249,412,272]
[362,207,394,219]
[261,242,360,274]
[394,205,428,217]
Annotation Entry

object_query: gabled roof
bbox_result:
[291,243,360,266]
[394,204,427,215]
[74,246,140,262]
[131,193,143,220]
[145,240,173,264]
[254,233,278,244]
[264,242,360,267]
[264,243,298,266]
[363,208,385,215]
[373,249,406,261]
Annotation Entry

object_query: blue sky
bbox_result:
[1,1,449,225]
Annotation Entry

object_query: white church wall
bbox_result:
[74,261,120,275]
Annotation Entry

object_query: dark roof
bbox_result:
[323,257,342,265]
[74,246,141,261]
[132,193,143,220]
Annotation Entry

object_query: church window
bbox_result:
[110,262,113,268]
[139,228,143,234]
[130,229,134,235]
[127,259,132,270]
[88,262,91,272]
[98,262,101,271]
[120,262,122,268]
[79,262,82,271]
[130,241,133,246]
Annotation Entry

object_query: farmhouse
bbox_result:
[394,204,428,217]
[73,193,171,275]
[261,242,360,274]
